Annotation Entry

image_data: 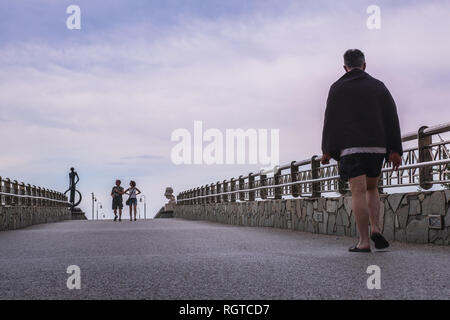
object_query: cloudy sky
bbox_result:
[1,0,449,218]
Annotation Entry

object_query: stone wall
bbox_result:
[0,206,72,231]
[174,190,450,245]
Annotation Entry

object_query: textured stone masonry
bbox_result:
[174,190,450,245]
[0,206,72,231]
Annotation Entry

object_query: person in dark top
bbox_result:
[111,179,124,222]
[321,49,402,252]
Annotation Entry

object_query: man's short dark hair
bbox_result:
[343,49,365,68]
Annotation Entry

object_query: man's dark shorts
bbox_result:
[112,197,123,210]
[338,153,385,181]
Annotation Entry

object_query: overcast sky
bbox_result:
[1,0,449,218]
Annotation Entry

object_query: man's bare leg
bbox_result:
[366,176,381,234]
[349,175,371,249]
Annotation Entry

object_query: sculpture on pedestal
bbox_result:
[155,187,177,218]
[164,187,176,212]
[65,167,82,210]
[64,167,86,220]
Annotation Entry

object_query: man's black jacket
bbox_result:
[321,68,403,161]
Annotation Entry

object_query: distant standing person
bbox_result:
[124,180,141,221]
[321,49,402,252]
[111,180,124,222]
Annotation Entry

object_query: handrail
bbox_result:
[177,122,450,204]
[0,192,69,204]
[0,177,68,207]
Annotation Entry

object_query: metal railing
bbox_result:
[177,123,450,204]
[0,177,68,207]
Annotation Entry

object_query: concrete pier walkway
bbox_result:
[0,219,448,299]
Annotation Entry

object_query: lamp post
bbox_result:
[96,201,102,220]
[91,193,95,220]
[140,195,147,220]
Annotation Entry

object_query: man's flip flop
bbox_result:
[370,232,390,249]
[349,245,371,253]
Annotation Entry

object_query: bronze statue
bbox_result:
[65,167,82,210]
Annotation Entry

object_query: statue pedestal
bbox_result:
[164,202,176,212]
[71,207,87,220]
[154,207,174,219]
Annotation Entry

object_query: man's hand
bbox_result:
[389,152,402,171]
[321,153,331,165]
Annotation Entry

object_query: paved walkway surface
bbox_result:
[0,219,449,299]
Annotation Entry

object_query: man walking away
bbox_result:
[321,49,402,252]
[111,179,124,222]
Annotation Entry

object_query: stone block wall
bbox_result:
[0,206,72,231]
[174,190,450,245]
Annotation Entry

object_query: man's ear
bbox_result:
[343,65,349,72]
[362,62,366,71]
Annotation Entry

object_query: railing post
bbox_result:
[311,155,321,198]
[210,184,215,204]
[31,185,36,206]
[45,189,50,206]
[25,184,30,206]
[42,187,46,206]
[51,190,55,207]
[12,180,19,206]
[216,181,222,203]
[36,187,42,207]
[260,172,267,200]
[222,180,228,203]
[200,186,205,205]
[205,184,210,204]
[238,175,245,201]
[203,186,207,205]
[230,178,236,202]
[290,161,300,197]
[418,126,433,190]
[274,167,282,200]
[47,189,51,207]
[248,173,255,201]
[5,178,11,206]
[196,187,201,205]
[18,182,25,206]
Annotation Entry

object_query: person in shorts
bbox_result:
[111,179,124,222]
[321,49,402,252]
[123,180,141,222]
